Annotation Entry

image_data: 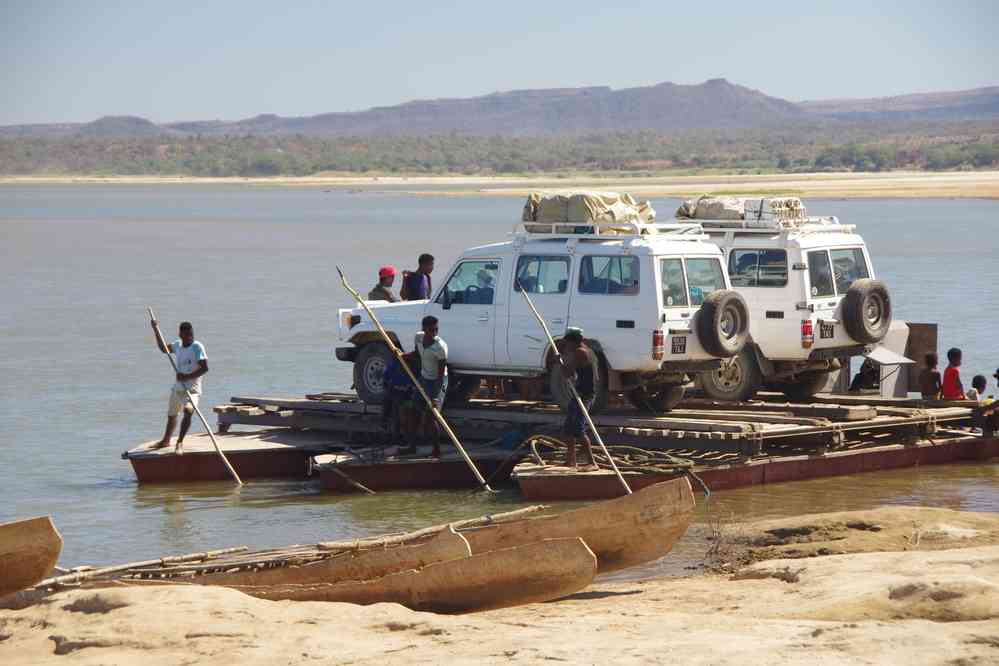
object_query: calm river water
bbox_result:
[1,185,997,573]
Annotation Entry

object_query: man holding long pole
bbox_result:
[559,327,598,469]
[151,319,208,453]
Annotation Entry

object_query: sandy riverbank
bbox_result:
[1,170,998,199]
[2,505,998,664]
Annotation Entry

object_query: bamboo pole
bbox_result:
[515,282,632,495]
[37,547,248,588]
[316,504,549,551]
[335,266,494,492]
[327,466,376,495]
[148,307,243,486]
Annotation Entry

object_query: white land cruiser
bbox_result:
[336,192,751,413]
[677,196,892,401]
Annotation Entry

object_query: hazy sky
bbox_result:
[2,0,996,125]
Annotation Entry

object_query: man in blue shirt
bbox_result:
[401,253,434,301]
[151,320,208,453]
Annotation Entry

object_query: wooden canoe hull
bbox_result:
[197,528,472,592]
[227,537,596,613]
[459,477,695,573]
[0,516,63,598]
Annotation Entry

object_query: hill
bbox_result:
[800,86,999,121]
[4,79,808,138]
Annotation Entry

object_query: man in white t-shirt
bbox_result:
[410,315,448,457]
[151,320,209,452]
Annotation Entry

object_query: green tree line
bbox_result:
[1,124,997,176]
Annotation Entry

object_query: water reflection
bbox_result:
[112,461,999,583]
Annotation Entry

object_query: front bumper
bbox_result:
[335,347,358,362]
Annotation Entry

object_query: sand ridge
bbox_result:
[1,170,998,198]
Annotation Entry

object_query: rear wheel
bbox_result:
[699,347,762,402]
[549,354,610,414]
[353,343,393,405]
[446,375,481,405]
[779,371,831,402]
[627,384,686,414]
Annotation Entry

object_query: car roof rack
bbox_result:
[513,220,708,240]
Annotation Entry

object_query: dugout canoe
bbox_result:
[0,516,63,598]
[222,537,597,613]
[457,477,695,573]
[192,527,472,595]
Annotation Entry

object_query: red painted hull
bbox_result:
[320,457,517,493]
[516,435,999,501]
[129,449,312,484]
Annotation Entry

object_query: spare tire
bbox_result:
[841,279,892,344]
[695,290,750,358]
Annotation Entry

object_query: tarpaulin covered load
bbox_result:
[676,195,807,223]
[522,191,656,230]
[675,195,744,220]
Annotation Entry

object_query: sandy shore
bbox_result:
[2,505,998,664]
[1,170,998,198]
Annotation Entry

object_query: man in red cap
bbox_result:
[368,265,399,302]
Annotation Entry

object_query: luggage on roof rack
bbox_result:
[677,195,807,224]
[522,191,656,235]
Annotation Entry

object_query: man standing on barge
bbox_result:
[559,327,598,469]
[151,320,209,453]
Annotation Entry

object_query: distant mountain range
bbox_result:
[2,79,997,138]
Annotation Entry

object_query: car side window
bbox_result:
[579,256,640,295]
[728,249,788,287]
[829,248,869,294]
[807,250,835,297]
[515,255,570,294]
[436,260,499,305]
[685,258,725,306]
[660,258,688,307]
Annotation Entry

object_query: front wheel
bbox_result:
[699,347,762,402]
[627,384,685,414]
[353,343,393,404]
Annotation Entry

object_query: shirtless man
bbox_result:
[559,327,597,469]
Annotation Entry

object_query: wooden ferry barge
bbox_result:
[120,392,994,497]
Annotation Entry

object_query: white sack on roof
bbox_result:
[522,191,656,227]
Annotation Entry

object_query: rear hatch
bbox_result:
[804,246,873,349]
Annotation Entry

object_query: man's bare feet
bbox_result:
[151,440,170,450]
[175,442,184,456]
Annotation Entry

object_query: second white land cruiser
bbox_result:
[336,192,751,413]
[677,196,892,401]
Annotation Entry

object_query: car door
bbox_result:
[505,254,572,368]
[424,259,500,370]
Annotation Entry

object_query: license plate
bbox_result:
[820,322,835,339]
[671,336,687,354]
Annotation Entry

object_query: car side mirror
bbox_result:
[442,289,452,310]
